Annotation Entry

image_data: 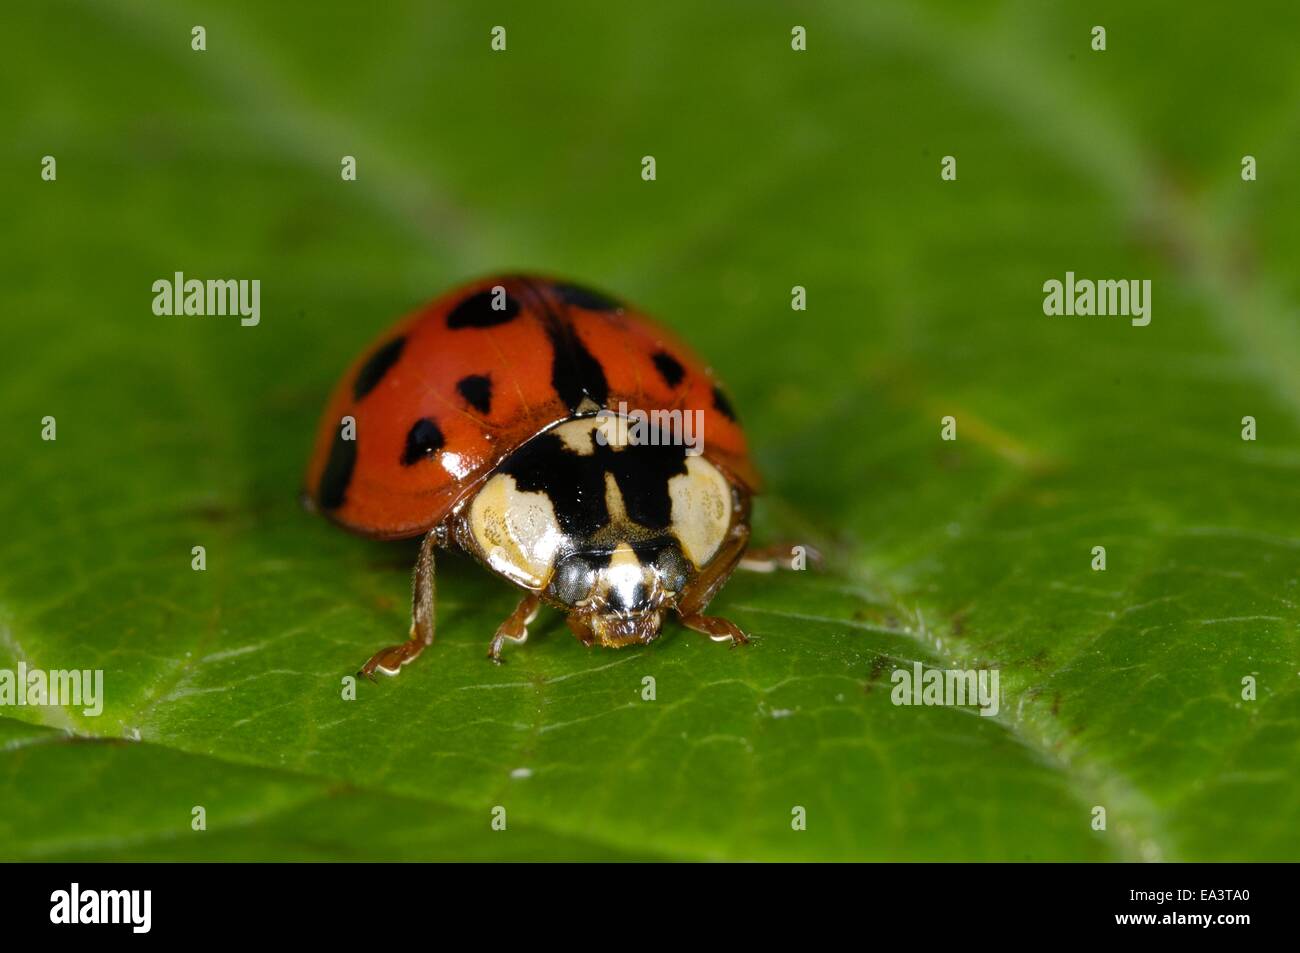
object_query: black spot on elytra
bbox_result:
[401,418,444,466]
[447,289,520,328]
[554,282,622,312]
[317,429,357,510]
[353,337,406,401]
[545,319,609,412]
[712,385,737,421]
[651,351,685,388]
[456,374,492,415]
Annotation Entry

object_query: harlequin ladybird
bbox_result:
[305,275,789,675]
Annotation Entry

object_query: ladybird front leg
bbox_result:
[359,529,437,679]
[678,611,750,648]
[487,593,542,664]
[737,542,823,573]
[565,613,597,649]
[673,527,751,648]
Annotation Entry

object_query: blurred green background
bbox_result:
[1,1,1298,860]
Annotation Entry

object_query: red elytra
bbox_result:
[304,274,759,539]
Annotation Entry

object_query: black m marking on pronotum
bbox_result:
[401,417,445,466]
[353,337,406,400]
[605,440,688,531]
[456,374,493,415]
[498,432,686,539]
[500,432,610,539]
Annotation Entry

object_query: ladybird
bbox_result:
[305,275,791,675]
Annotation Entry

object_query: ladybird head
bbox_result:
[548,540,691,647]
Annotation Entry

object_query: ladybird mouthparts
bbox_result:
[588,608,666,648]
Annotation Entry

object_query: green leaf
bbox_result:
[2,0,1297,861]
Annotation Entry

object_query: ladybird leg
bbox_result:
[565,613,597,649]
[679,612,749,647]
[359,530,437,679]
[738,542,823,573]
[674,525,750,648]
[677,524,747,613]
[487,593,542,664]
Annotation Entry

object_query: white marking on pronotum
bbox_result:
[469,474,563,589]
[555,419,600,454]
[667,456,730,567]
